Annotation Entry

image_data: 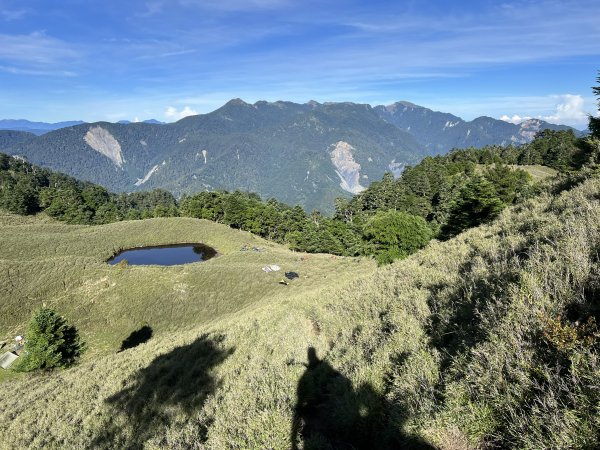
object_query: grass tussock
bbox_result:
[1,176,600,448]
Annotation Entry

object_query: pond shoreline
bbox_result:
[107,243,218,266]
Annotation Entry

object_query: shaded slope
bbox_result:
[0,130,36,151]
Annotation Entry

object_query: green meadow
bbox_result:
[0,214,374,357]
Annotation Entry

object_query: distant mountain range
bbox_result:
[0,119,86,135]
[0,100,582,212]
[374,101,580,153]
[0,118,163,135]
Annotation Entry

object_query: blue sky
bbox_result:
[0,0,598,128]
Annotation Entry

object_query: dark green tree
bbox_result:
[483,164,531,204]
[0,178,39,214]
[442,175,504,238]
[15,307,85,371]
[590,71,600,139]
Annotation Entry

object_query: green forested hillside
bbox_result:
[4,99,582,214]
[9,100,425,213]
[374,101,582,154]
[1,159,599,448]
[0,130,35,151]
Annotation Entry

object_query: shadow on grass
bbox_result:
[426,253,520,373]
[92,333,234,449]
[119,325,153,352]
[291,347,435,450]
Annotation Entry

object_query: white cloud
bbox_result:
[141,1,163,16]
[500,114,532,124]
[542,94,589,125]
[499,94,595,129]
[0,64,77,77]
[165,105,198,120]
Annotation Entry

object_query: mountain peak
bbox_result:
[226,98,250,106]
[384,101,419,114]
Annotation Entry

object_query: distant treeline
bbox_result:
[1,129,596,264]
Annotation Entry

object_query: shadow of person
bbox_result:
[92,333,234,450]
[291,347,435,450]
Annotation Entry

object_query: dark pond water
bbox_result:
[108,243,217,266]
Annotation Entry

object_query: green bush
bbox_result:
[363,210,433,263]
[15,308,85,372]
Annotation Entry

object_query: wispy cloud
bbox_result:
[0,32,79,65]
[0,65,77,77]
[0,0,28,20]
[1,8,26,20]
[139,1,163,17]
[178,0,292,12]
[291,0,600,74]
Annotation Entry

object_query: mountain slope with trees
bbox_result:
[2,99,581,213]
[0,130,36,151]
[374,101,581,154]
[8,100,425,213]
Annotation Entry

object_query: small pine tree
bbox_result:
[442,175,505,238]
[15,308,85,371]
[590,71,600,139]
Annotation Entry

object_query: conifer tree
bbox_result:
[16,308,85,371]
[590,71,600,138]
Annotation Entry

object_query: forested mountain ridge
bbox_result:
[0,130,36,151]
[374,101,581,154]
[9,100,425,212]
[3,99,579,213]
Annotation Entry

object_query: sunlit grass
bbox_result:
[0,213,373,357]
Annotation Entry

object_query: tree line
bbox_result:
[1,128,598,264]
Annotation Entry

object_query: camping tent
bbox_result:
[0,352,19,369]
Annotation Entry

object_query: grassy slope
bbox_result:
[475,163,558,181]
[1,176,599,449]
[0,215,371,356]
[512,164,558,181]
